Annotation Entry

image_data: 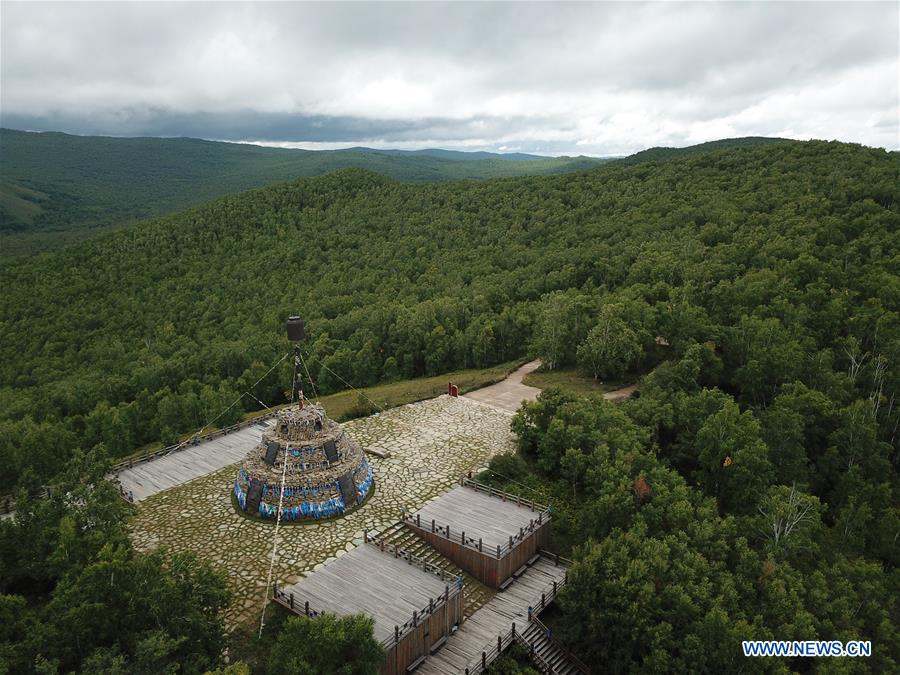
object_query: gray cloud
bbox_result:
[0,108,551,144]
[1,1,897,155]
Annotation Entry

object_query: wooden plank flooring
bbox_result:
[278,544,451,643]
[411,485,544,549]
[418,557,567,674]
[113,423,267,501]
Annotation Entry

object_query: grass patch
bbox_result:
[310,359,527,420]
[118,359,526,464]
[522,366,628,397]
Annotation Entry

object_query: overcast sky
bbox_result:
[1,1,897,156]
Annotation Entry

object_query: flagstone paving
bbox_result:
[129,395,517,628]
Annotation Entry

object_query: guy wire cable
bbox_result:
[298,348,320,404]
[311,356,505,453]
[164,350,291,456]
[259,439,290,639]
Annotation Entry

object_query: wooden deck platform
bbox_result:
[276,544,455,644]
[410,484,544,550]
[113,422,267,501]
[418,556,568,674]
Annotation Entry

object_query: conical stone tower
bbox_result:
[233,402,373,520]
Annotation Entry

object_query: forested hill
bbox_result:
[617,136,787,165]
[0,131,780,256]
[0,128,605,240]
[2,138,898,670]
[337,147,549,161]
[1,138,895,473]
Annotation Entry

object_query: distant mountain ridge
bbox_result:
[0,129,609,252]
[0,130,786,256]
[337,147,554,161]
[618,136,789,165]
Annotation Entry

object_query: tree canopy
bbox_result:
[266,614,383,675]
[0,447,231,674]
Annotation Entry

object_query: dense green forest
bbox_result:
[617,136,787,166]
[0,129,604,249]
[0,131,781,258]
[1,139,898,672]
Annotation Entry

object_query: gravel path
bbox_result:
[462,360,542,413]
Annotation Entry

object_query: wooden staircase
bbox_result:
[376,520,496,618]
[517,619,590,675]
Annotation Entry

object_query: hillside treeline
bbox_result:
[0,129,603,237]
[1,140,896,485]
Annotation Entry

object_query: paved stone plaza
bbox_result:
[129,395,516,628]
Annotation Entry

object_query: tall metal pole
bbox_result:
[292,345,302,405]
[286,316,306,406]
[260,315,306,638]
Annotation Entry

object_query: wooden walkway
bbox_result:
[418,556,567,674]
[277,544,452,643]
[411,484,544,550]
[113,422,267,501]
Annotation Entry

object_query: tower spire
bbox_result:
[287,316,306,405]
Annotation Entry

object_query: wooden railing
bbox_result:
[512,629,554,673]
[461,618,590,675]
[380,581,462,649]
[275,535,464,650]
[272,583,327,618]
[529,561,568,616]
[529,615,592,675]
[462,553,575,673]
[363,530,462,585]
[460,476,550,512]
[403,508,550,559]
[463,622,519,674]
[526,557,591,675]
[539,548,576,568]
[402,476,552,559]
[274,577,462,651]
[461,620,590,675]
[363,531,465,648]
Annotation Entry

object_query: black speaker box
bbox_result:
[286,316,306,341]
